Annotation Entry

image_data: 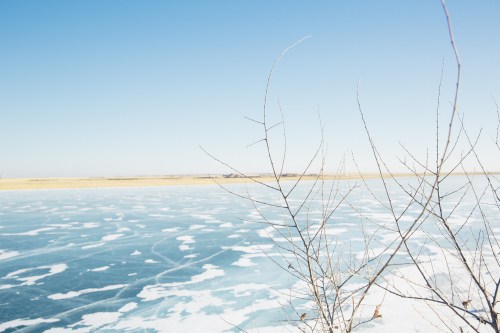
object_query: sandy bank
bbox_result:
[0,174,385,191]
[0,172,490,191]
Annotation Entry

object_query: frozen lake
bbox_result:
[0,177,498,332]
[0,184,300,332]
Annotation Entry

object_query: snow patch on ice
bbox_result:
[0,318,59,332]
[145,259,159,264]
[89,266,109,272]
[0,250,19,260]
[47,284,126,300]
[177,235,195,251]
[5,263,68,286]
[130,250,141,256]
[223,244,273,254]
[232,257,257,267]
[82,242,105,249]
[101,234,124,241]
[118,302,137,313]
[138,264,225,301]
[162,227,180,233]
[2,227,55,236]
[189,224,206,230]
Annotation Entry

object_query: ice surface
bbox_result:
[0,179,497,332]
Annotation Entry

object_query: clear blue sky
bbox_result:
[1,1,499,177]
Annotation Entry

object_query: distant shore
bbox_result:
[0,174,384,191]
[0,173,493,191]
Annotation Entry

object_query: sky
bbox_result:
[1,1,499,178]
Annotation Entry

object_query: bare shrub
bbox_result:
[204,1,499,332]
[355,1,500,332]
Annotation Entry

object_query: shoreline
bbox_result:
[0,174,360,191]
[0,172,494,191]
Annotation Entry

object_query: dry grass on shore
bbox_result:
[0,174,381,191]
[0,172,490,191]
